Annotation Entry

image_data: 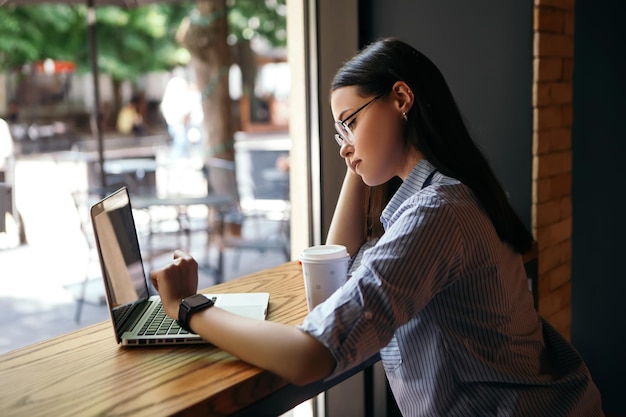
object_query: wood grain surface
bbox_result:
[0,261,308,417]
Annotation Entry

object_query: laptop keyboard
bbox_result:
[138,303,189,336]
[137,297,218,337]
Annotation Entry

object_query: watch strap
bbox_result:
[177,294,214,333]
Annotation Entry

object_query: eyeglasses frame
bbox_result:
[334,93,384,147]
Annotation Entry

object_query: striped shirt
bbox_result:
[299,159,603,416]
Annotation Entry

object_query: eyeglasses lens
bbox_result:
[334,121,354,146]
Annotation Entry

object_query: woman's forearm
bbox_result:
[326,169,368,256]
[189,307,336,386]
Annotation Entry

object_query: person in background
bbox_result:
[0,118,13,183]
[6,100,19,124]
[149,38,603,416]
[160,72,194,159]
[116,95,144,136]
[0,117,14,234]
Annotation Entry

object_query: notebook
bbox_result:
[90,186,270,346]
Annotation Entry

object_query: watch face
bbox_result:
[186,294,211,308]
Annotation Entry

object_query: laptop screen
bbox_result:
[91,187,150,331]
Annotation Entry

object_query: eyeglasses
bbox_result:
[334,94,383,147]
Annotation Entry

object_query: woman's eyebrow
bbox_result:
[337,108,354,122]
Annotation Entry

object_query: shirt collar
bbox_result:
[381,159,436,229]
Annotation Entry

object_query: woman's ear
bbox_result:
[391,81,414,114]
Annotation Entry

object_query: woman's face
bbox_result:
[330,86,412,186]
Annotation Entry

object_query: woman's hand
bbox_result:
[326,168,368,255]
[149,250,199,319]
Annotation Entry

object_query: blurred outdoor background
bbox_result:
[0,0,294,358]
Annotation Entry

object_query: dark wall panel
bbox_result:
[360,0,533,227]
[572,0,626,413]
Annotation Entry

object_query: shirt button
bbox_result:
[363,311,373,320]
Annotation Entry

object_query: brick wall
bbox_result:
[532,0,575,339]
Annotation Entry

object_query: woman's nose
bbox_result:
[339,142,352,159]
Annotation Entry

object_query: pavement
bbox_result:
[0,149,290,355]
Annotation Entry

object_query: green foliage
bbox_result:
[93,5,191,81]
[0,0,286,81]
[227,0,286,47]
[0,5,85,70]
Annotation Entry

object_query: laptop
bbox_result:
[90,186,270,346]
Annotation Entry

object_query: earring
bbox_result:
[402,112,408,121]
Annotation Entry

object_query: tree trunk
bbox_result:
[234,39,258,128]
[183,0,233,162]
[180,0,236,198]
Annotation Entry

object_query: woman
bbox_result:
[150,38,603,416]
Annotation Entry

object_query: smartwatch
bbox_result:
[177,294,214,333]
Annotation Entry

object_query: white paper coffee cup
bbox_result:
[300,244,350,311]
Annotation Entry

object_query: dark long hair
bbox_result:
[332,38,533,253]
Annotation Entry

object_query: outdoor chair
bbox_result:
[68,189,107,323]
[204,157,291,283]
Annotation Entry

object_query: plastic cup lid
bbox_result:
[300,244,349,261]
